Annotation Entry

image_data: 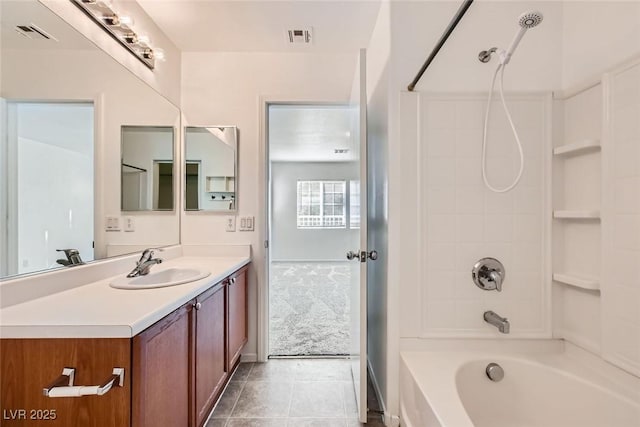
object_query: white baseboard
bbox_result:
[240,353,258,363]
[367,359,390,425]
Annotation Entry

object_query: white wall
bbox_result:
[602,60,640,377]
[390,1,563,93]
[561,1,640,90]
[270,161,358,261]
[181,51,358,360]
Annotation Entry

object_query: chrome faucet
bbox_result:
[56,249,85,267]
[127,248,163,278]
[484,310,510,334]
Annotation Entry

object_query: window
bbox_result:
[349,180,360,229]
[297,180,346,228]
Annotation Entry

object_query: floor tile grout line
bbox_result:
[227,363,253,421]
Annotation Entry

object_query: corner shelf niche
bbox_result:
[553,210,600,220]
[553,139,600,156]
[552,273,600,292]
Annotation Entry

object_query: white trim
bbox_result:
[270,259,350,263]
[367,359,387,424]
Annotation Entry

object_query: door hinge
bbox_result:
[264,240,269,249]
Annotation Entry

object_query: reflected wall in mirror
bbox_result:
[0,1,180,279]
[184,126,238,212]
[121,126,175,211]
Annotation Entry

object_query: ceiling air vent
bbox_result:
[287,28,312,44]
[15,24,57,41]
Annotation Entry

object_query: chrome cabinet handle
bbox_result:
[193,302,202,310]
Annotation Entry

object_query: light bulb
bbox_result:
[154,48,166,61]
[119,15,134,27]
[137,35,151,45]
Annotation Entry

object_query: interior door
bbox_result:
[348,48,369,423]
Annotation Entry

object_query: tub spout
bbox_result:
[484,310,510,334]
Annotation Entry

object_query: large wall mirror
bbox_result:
[184,126,238,212]
[0,1,180,279]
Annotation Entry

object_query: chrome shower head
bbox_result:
[479,10,545,65]
[518,10,544,29]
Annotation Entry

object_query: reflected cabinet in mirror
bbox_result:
[121,126,175,211]
[184,126,238,212]
[0,1,180,279]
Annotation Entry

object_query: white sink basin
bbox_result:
[110,268,211,290]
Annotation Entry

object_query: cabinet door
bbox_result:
[132,303,191,427]
[194,283,227,427]
[0,338,131,427]
[227,267,248,371]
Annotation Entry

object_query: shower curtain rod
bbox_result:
[407,0,474,92]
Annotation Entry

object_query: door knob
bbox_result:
[346,251,360,261]
[368,250,378,261]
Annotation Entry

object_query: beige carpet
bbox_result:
[269,262,351,356]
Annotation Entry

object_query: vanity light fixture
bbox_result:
[71,0,161,70]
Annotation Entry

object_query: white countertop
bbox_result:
[0,255,250,339]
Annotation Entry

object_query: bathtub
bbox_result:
[400,342,640,427]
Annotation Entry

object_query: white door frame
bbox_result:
[257,96,352,361]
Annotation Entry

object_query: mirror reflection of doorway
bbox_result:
[185,161,201,210]
[153,161,173,210]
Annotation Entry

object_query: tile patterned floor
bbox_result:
[269,262,351,356]
[205,359,385,427]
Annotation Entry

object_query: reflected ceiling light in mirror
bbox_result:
[72,0,161,70]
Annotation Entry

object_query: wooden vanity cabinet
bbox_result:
[0,265,248,427]
[0,338,131,427]
[132,265,248,427]
[227,266,248,371]
[193,282,227,427]
[132,303,192,427]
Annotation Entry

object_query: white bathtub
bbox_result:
[400,342,640,427]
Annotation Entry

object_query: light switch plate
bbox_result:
[124,216,135,232]
[226,216,236,232]
[239,216,254,231]
[105,216,120,231]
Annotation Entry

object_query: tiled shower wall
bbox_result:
[602,61,640,377]
[418,94,550,337]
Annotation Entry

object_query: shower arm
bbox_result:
[478,47,498,63]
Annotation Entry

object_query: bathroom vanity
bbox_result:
[0,253,249,427]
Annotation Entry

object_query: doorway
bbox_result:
[267,104,358,356]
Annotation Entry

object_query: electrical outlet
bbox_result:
[124,216,135,232]
[105,216,120,231]
[226,216,236,232]
[239,216,254,231]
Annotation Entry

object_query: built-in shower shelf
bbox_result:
[553,139,600,156]
[553,210,600,219]
[553,273,600,291]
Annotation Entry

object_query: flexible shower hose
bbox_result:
[482,63,525,193]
